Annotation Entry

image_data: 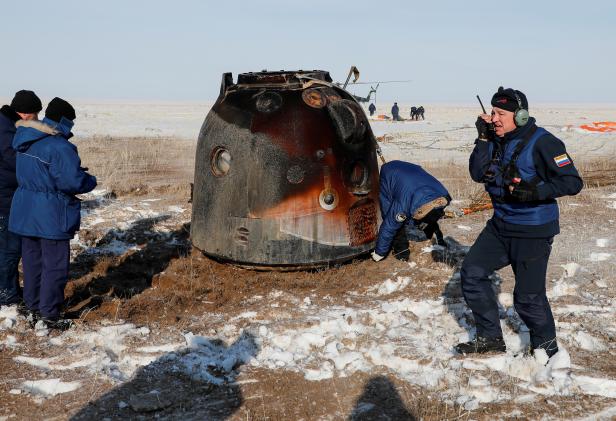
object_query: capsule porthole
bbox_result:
[210,147,231,177]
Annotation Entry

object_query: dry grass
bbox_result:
[578,158,616,188]
[77,136,196,194]
[423,160,478,205]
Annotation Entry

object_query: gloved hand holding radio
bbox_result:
[475,115,494,141]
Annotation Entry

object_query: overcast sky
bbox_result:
[1,0,614,104]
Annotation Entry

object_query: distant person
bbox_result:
[368,102,376,116]
[410,106,417,120]
[0,90,42,310]
[9,98,97,330]
[371,161,450,263]
[455,87,583,358]
[417,106,425,120]
[391,102,400,121]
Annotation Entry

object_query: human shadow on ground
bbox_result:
[79,190,116,214]
[431,236,503,336]
[70,214,172,280]
[70,331,258,421]
[348,375,416,420]
[66,217,191,316]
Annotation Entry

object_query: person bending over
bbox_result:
[372,160,450,263]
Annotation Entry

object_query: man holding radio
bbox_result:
[455,87,582,358]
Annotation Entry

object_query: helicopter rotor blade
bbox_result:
[349,80,411,85]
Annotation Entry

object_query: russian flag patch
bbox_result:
[554,154,571,167]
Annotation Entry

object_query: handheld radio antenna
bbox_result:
[476,95,487,114]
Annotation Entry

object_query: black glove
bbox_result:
[475,117,494,140]
[418,207,445,228]
[509,179,540,202]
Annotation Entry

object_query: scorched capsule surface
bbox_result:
[191,70,380,268]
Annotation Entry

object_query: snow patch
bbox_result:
[561,262,581,278]
[572,375,616,398]
[0,305,18,330]
[136,343,184,353]
[551,283,577,298]
[95,239,140,255]
[589,252,611,262]
[180,332,258,384]
[21,379,81,397]
[15,355,99,371]
[1,335,19,348]
[571,331,607,351]
[368,276,411,296]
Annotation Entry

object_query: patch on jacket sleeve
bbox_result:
[554,154,571,167]
[395,212,407,223]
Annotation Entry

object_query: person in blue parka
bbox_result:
[372,161,451,262]
[368,103,376,116]
[9,97,96,330]
[391,102,400,121]
[0,90,42,308]
[455,87,582,358]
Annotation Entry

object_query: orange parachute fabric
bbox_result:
[579,121,616,132]
[375,114,391,120]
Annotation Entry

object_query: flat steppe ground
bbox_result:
[0,104,615,420]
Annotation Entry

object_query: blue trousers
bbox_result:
[460,219,556,351]
[0,215,21,305]
[22,236,70,318]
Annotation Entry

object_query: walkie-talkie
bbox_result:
[476,95,495,133]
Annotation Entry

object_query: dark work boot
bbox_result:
[17,303,42,329]
[40,317,73,331]
[455,336,506,355]
[16,301,29,317]
[532,337,559,359]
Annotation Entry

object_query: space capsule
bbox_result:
[191,70,380,268]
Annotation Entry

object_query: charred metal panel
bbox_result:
[191,70,380,268]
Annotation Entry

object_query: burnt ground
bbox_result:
[1,156,615,420]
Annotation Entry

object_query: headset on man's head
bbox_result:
[513,90,529,127]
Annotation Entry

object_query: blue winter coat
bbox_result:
[0,105,20,216]
[9,117,97,240]
[375,161,450,255]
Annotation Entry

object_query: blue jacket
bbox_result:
[391,104,399,117]
[0,105,20,216]
[469,118,583,237]
[9,117,97,240]
[375,161,450,255]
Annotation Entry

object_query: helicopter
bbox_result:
[336,66,410,104]
[352,84,379,103]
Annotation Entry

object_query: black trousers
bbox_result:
[392,221,444,261]
[0,215,21,305]
[460,219,556,351]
